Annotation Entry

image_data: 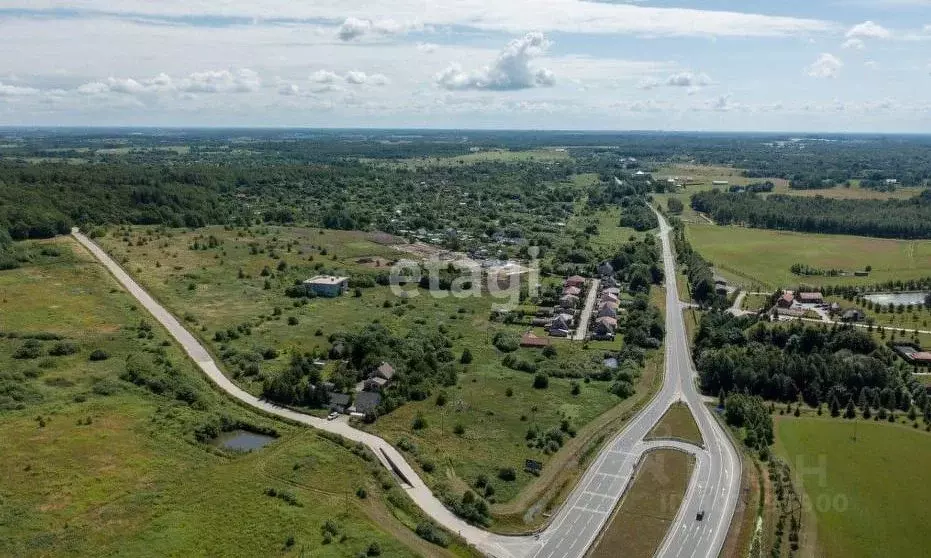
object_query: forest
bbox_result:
[693,313,927,417]
[691,189,931,239]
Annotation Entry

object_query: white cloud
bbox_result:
[336,17,419,41]
[846,21,891,39]
[842,38,865,50]
[77,69,261,95]
[278,83,300,96]
[436,32,555,91]
[344,71,390,85]
[7,1,835,38]
[0,81,41,97]
[806,53,843,78]
[417,42,438,54]
[311,70,341,84]
[638,72,712,90]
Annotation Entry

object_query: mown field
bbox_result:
[0,237,470,557]
[95,224,654,519]
[686,223,931,290]
[775,417,931,558]
[646,402,703,447]
[588,449,693,558]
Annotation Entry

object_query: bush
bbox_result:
[411,413,428,430]
[492,332,519,353]
[287,316,299,326]
[366,543,381,556]
[415,522,449,547]
[356,487,367,499]
[49,341,79,356]
[89,349,110,361]
[498,467,517,482]
[453,423,465,436]
[460,348,473,364]
[13,340,43,360]
[533,372,549,389]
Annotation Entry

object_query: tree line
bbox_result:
[691,189,931,239]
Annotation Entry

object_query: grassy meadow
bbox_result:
[95,224,656,523]
[646,402,703,447]
[686,223,931,290]
[775,416,931,558]
[588,449,693,558]
[0,237,472,557]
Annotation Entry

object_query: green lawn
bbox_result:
[0,237,471,557]
[686,223,931,290]
[589,449,693,558]
[775,416,931,558]
[646,402,703,446]
[95,225,642,519]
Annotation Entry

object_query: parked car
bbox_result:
[327,411,339,421]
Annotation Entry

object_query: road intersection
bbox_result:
[73,209,740,558]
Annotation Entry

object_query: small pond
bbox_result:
[603,357,619,369]
[862,292,928,306]
[210,429,276,452]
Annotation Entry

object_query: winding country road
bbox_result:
[73,212,740,558]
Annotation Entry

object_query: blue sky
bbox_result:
[0,1,929,131]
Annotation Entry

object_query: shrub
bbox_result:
[505,387,514,397]
[287,316,299,326]
[49,341,79,356]
[367,543,381,556]
[415,522,449,547]
[13,340,43,360]
[411,413,428,430]
[533,373,549,389]
[498,467,517,481]
[460,348,473,364]
[453,423,465,436]
[356,487,367,499]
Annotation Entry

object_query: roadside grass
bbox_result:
[587,449,693,558]
[96,225,639,517]
[0,237,467,558]
[646,402,703,447]
[775,416,931,558]
[686,223,931,290]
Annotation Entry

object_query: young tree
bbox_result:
[830,395,841,418]
[844,397,856,419]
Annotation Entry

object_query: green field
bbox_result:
[686,223,931,289]
[646,402,703,447]
[775,417,931,558]
[96,224,651,520]
[589,449,693,558]
[0,237,470,557]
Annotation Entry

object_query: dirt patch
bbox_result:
[356,257,395,268]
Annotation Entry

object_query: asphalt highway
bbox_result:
[73,211,740,558]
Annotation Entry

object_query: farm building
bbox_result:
[304,275,349,297]
[797,292,824,304]
[520,332,552,348]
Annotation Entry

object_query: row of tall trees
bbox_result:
[691,190,931,239]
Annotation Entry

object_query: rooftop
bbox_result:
[304,275,349,285]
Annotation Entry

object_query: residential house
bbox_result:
[602,287,621,297]
[600,292,620,305]
[894,345,931,367]
[592,317,617,340]
[374,362,395,381]
[328,392,351,413]
[562,285,582,297]
[350,391,383,415]
[364,376,390,391]
[596,305,617,319]
[559,294,580,309]
[777,292,795,309]
[304,275,349,297]
[549,314,573,337]
[520,332,552,348]
[565,275,586,288]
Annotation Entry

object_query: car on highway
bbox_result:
[327,411,339,421]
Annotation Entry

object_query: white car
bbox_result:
[327,412,339,421]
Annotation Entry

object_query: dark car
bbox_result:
[696,510,705,521]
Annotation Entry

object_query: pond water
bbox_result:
[210,429,276,452]
[862,292,929,306]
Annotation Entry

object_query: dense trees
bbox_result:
[672,221,727,308]
[694,313,914,412]
[691,189,931,239]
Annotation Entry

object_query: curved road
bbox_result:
[73,213,739,558]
